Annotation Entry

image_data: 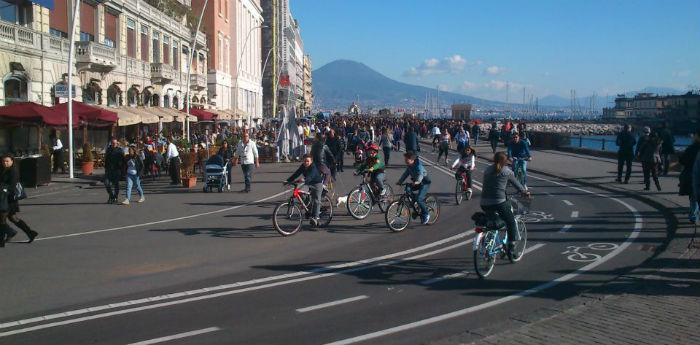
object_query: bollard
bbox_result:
[602,138,606,151]
[579,136,583,148]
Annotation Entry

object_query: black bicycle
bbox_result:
[384,183,440,232]
[346,171,394,220]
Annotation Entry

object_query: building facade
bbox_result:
[302,54,312,114]
[0,0,209,112]
[451,104,472,121]
[602,91,700,132]
[192,0,263,125]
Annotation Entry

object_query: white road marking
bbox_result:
[545,192,553,197]
[322,175,643,345]
[296,296,369,313]
[127,327,221,345]
[562,200,574,206]
[0,233,474,336]
[524,243,545,254]
[35,190,291,241]
[570,211,579,218]
[559,224,573,233]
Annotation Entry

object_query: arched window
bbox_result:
[163,94,170,108]
[127,87,139,106]
[151,93,160,107]
[107,84,122,106]
[82,82,101,104]
[172,96,179,109]
[142,88,152,107]
[192,96,199,105]
[4,76,28,104]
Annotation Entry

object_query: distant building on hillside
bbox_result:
[451,104,472,120]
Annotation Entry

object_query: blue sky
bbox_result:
[291,0,700,102]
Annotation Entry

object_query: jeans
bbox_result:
[457,142,466,153]
[642,161,660,189]
[336,152,344,172]
[474,135,479,145]
[490,140,498,153]
[104,172,120,199]
[308,182,323,219]
[125,174,144,201]
[241,164,253,191]
[382,147,391,165]
[372,172,385,194]
[513,159,528,185]
[661,153,672,175]
[413,183,430,220]
[689,194,699,222]
[481,201,520,243]
[617,155,633,181]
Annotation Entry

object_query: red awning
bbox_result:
[181,107,217,122]
[52,101,118,125]
[0,101,76,126]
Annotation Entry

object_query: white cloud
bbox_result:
[461,81,478,91]
[672,69,692,78]
[484,65,507,76]
[404,54,472,77]
[484,80,529,90]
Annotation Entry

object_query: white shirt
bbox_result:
[52,139,63,151]
[431,127,441,136]
[166,142,179,160]
[236,139,259,165]
[451,154,476,170]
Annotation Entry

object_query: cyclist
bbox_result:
[355,143,386,196]
[451,146,476,194]
[286,154,324,227]
[396,152,432,224]
[506,133,531,186]
[481,152,531,254]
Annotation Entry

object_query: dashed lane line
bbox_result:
[559,225,573,233]
[571,211,580,218]
[296,296,369,313]
[127,327,221,345]
[562,200,574,206]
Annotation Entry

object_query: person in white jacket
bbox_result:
[451,146,476,193]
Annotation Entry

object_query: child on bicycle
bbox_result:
[355,143,386,196]
[397,152,432,224]
[451,146,476,194]
[286,154,324,226]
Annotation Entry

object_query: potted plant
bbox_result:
[180,149,197,188]
[81,143,95,175]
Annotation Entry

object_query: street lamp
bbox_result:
[66,0,81,179]
[234,24,268,130]
[184,0,210,142]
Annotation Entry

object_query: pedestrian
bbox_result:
[104,138,124,204]
[455,127,469,153]
[430,124,441,151]
[658,123,675,176]
[392,125,403,151]
[404,126,419,154]
[326,129,342,179]
[615,124,636,184]
[488,124,499,153]
[679,128,700,223]
[437,130,451,165]
[49,131,65,174]
[472,123,481,145]
[0,154,38,246]
[380,127,392,165]
[165,138,180,185]
[234,131,259,193]
[636,127,662,191]
[121,147,145,205]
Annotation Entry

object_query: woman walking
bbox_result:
[379,128,392,165]
[1,154,38,246]
[121,147,145,205]
[437,129,451,165]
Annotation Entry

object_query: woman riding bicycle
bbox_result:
[480,152,530,253]
[451,146,476,194]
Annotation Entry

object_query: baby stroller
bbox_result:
[203,154,230,193]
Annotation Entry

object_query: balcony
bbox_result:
[75,41,117,72]
[151,63,174,84]
[126,58,150,78]
[190,73,206,90]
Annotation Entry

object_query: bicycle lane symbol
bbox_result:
[562,243,620,262]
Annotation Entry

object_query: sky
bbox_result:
[290,0,700,102]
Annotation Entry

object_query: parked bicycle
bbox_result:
[272,182,333,236]
[346,171,394,220]
[385,183,440,232]
[454,170,473,205]
[471,192,530,278]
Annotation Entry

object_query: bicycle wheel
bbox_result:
[385,200,411,232]
[425,195,440,225]
[474,235,496,278]
[377,185,394,213]
[508,219,528,262]
[515,164,526,187]
[347,186,373,220]
[272,201,303,236]
[319,195,334,227]
[455,180,464,205]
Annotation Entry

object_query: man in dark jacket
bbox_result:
[325,129,342,177]
[404,127,419,154]
[615,124,636,184]
[658,123,675,176]
[678,128,700,223]
[310,133,335,184]
[286,154,324,226]
[104,138,124,204]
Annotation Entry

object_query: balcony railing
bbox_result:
[150,63,174,84]
[126,58,150,78]
[190,73,206,90]
[75,41,117,71]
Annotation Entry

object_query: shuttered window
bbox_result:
[80,1,96,36]
[104,11,118,47]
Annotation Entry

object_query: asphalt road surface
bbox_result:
[0,142,667,345]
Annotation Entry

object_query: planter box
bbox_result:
[181,176,197,188]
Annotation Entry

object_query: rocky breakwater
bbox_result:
[526,123,621,135]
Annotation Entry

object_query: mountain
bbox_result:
[312,60,497,110]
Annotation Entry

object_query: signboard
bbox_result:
[54,83,77,98]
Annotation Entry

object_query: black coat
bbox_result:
[404,131,418,152]
[0,166,20,213]
[616,131,636,158]
[678,142,700,196]
[105,146,124,177]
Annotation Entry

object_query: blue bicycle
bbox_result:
[511,157,530,187]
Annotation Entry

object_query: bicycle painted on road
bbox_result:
[561,243,619,262]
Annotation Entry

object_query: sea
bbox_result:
[564,135,693,152]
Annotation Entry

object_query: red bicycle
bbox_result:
[454,169,473,205]
[272,182,333,236]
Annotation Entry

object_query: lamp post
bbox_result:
[66,0,81,179]
[234,24,267,131]
[184,0,210,142]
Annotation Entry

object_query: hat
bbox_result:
[643,126,651,134]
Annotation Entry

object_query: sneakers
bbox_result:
[137,196,146,203]
[310,217,319,227]
[421,214,431,225]
[121,199,130,205]
[467,188,473,193]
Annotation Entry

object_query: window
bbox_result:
[82,83,101,104]
[107,85,121,106]
[50,28,68,39]
[152,31,160,63]
[224,37,229,74]
[163,94,170,108]
[172,41,179,69]
[127,88,139,106]
[0,1,18,24]
[218,0,222,15]
[140,25,149,62]
[163,35,170,64]
[126,18,136,58]
[224,0,228,19]
[80,32,94,42]
[217,34,223,70]
[4,76,28,103]
[104,11,118,48]
[80,2,96,41]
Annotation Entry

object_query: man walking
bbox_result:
[50,131,65,174]
[166,139,180,185]
[658,123,675,176]
[234,131,259,193]
[104,138,124,204]
[471,124,481,145]
[615,124,636,184]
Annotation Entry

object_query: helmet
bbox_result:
[366,143,379,152]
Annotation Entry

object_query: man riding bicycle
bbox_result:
[481,152,531,255]
[286,154,324,226]
[355,143,386,196]
[397,152,432,224]
[506,133,532,186]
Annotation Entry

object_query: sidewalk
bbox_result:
[26,168,104,198]
[428,141,700,345]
